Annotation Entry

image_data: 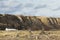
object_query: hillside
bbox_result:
[0,14,60,30]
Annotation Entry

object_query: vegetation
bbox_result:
[0,30,59,40]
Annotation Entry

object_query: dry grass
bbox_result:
[0,30,60,40]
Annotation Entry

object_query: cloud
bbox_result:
[24,3,34,8]
[34,5,47,9]
[0,0,60,17]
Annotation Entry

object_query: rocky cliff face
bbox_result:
[0,14,60,30]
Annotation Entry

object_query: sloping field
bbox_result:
[0,30,60,40]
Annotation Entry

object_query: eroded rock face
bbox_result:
[0,14,60,30]
[0,14,21,30]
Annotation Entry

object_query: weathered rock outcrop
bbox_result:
[0,14,60,30]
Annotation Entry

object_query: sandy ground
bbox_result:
[0,30,60,40]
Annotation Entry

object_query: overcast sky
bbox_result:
[0,0,60,17]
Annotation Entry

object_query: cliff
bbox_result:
[0,14,60,30]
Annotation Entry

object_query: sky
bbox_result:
[0,0,60,17]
